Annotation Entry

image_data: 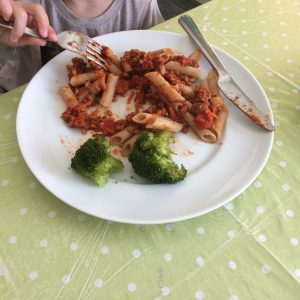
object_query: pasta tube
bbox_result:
[59,86,78,107]
[121,132,141,157]
[100,73,119,107]
[207,69,220,97]
[165,61,201,79]
[109,125,137,145]
[145,72,186,102]
[70,72,98,86]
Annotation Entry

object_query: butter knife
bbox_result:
[178,15,274,131]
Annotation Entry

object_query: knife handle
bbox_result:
[178,15,228,76]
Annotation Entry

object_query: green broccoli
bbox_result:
[128,130,187,184]
[71,136,123,187]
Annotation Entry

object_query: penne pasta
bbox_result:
[109,63,122,75]
[211,106,228,143]
[145,71,186,102]
[183,112,217,143]
[121,132,141,157]
[165,61,201,79]
[146,115,183,132]
[70,72,98,86]
[59,86,78,107]
[189,48,202,61]
[207,69,220,97]
[109,125,137,145]
[100,73,119,107]
[132,113,154,125]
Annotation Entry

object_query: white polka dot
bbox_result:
[244,56,250,60]
[78,213,86,221]
[48,211,56,218]
[161,287,170,296]
[222,6,228,10]
[289,73,295,78]
[222,41,228,46]
[3,113,11,120]
[263,44,269,49]
[242,42,248,47]
[62,275,71,284]
[292,89,299,94]
[128,282,136,292]
[259,9,264,13]
[290,238,298,246]
[276,140,283,146]
[222,29,228,33]
[286,59,292,64]
[225,203,234,210]
[29,271,38,280]
[28,182,36,189]
[227,230,236,238]
[197,227,205,235]
[8,236,17,244]
[240,8,246,12]
[228,260,237,270]
[39,239,48,248]
[262,264,271,273]
[262,32,268,36]
[230,295,239,300]
[222,18,228,21]
[256,206,264,214]
[164,253,173,262]
[258,234,267,242]
[196,256,205,267]
[0,265,7,277]
[294,269,300,277]
[279,161,287,168]
[1,179,9,186]
[254,181,262,188]
[164,25,170,29]
[132,249,141,258]
[70,242,79,251]
[284,45,290,50]
[195,290,204,299]
[11,156,19,163]
[265,57,271,62]
[282,184,290,191]
[95,278,103,288]
[267,71,273,76]
[19,207,28,215]
[166,223,174,231]
[282,33,288,37]
[101,245,109,255]
[268,87,275,92]
[286,209,294,217]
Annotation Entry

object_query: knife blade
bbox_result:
[178,15,275,131]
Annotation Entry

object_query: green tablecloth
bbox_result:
[1,0,300,298]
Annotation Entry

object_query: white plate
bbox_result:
[16,30,274,224]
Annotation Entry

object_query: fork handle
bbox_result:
[178,15,228,76]
[0,19,43,39]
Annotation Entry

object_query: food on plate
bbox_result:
[71,137,124,187]
[128,130,187,184]
[58,43,228,185]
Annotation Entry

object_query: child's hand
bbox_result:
[0,0,57,47]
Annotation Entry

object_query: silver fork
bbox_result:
[0,19,109,70]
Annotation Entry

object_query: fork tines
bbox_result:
[85,40,109,70]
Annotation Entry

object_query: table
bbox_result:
[1,0,300,298]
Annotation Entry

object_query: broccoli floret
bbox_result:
[71,136,123,187]
[128,130,187,184]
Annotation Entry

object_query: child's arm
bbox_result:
[0,0,57,47]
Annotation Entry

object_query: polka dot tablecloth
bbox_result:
[1,0,300,299]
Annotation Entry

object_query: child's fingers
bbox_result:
[19,2,49,38]
[9,3,28,43]
[18,35,47,47]
[0,0,13,21]
[47,25,57,42]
